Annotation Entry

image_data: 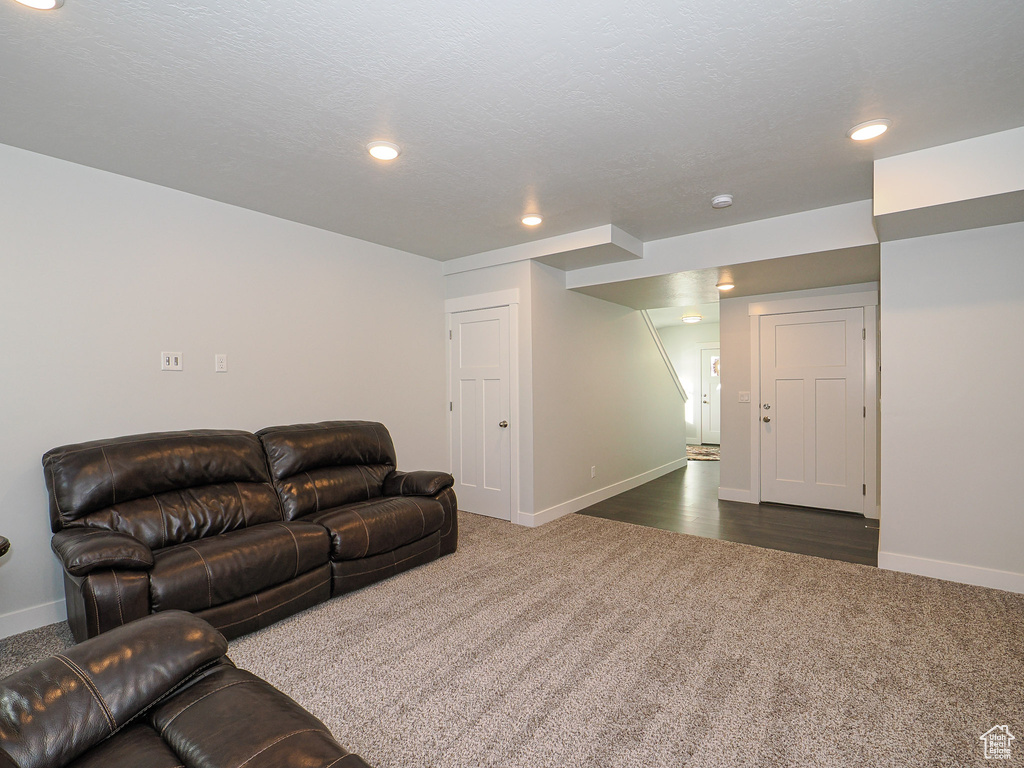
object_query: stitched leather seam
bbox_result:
[183,545,214,608]
[55,655,116,732]
[322,755,349,768]
[271,523,302,579]
[237,728,325,768]
[86,580,100,637]
[48,463,65,527]
[408,498,426,538]
[350,508,372,558]
[158,680,253,736]
[234,482,249,528]
[355,465,371,500]
[213,576,330,630]
[340,542,438,578]
[304,472,321,513]
[98,447,117,505]
[111,571,125,625]
[154,495,169,549]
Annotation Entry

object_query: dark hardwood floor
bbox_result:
[578,460,879,565]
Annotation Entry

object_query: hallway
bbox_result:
[577,460,879,565]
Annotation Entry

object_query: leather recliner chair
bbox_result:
[0,611,371,768]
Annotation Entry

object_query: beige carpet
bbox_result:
[3,512,1022,767]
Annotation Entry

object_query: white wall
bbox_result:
[657,323,721,443]
[878,222,1024,591]
[0,144,448,636]
[529,262,687,519]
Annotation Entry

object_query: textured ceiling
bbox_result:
[3,0,1023,260]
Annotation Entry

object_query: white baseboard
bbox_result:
[878,551,1024,594]
[517,456,688,528]
[686,438,701,445]
[0,599,67,640]
[718,487,756,503]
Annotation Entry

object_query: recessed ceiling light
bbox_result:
[13,0,63,7]
[681,315,702,324]
[711,194,733,209]
[367,141,400,161]
[716,282,735,291]
[847,119,891,141]
[521,214,543,227]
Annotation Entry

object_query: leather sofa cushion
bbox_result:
[303,496,444,561]
[0,611,225,768]
[51,528,154,576]
[258,421,398,520]
[150,522,329,612]
[73,481,284,550]
[151,664,361,768]
[65,723,184,768]
[43,430,273,531]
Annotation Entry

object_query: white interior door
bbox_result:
[450,306,512,520]
[760,307,864,512]
[700,347,721,444]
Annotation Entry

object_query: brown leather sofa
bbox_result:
[0,611,371,768]
[43,421,456,642]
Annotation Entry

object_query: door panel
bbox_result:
[760,307,864,512]
[450,307,511,521]
[700,348,721,444]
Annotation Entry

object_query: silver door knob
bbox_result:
[763,416,771,423]
[499,420,508,428]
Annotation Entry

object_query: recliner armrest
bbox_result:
[51,528,154,577]
[383,470,454,497]
[0,612,228,768]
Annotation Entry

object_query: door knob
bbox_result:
[499,420,508,428]
[702,400,708,404]
[763,416,771,423]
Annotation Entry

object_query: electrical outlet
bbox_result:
[215,354,228,373]
[161,352,183,371]
[591,466,596,479]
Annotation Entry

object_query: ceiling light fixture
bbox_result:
[366,141,400,160]
[681,315,702,324]
[13,0,63,8]
[521,214,543,226]
[716,282,735,291]
[711,194,733,209]
[847,119,891,141]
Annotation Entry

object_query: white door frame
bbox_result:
[695,342,721,445]
[445,290,521,523]
[747,289,879,518]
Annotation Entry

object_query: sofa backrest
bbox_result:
[42,430,284,549]
[257,421,396,520]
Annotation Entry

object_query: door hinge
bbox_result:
[863,484,866,495]
[449,402,453,412]
[863,406,866,417]
[862,328,866,340]
[449,330,452,340]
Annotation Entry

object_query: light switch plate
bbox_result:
[738,391,751,403]
[161,352,183,371]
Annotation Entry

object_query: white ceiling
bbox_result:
[3,0,1023,261]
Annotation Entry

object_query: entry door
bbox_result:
[450,306,512,520]
[760,307,864,512]
[700,347,721,444]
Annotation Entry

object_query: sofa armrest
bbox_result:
[51,528,154,577]
[0,612,227,768]
[383,470,454,497]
